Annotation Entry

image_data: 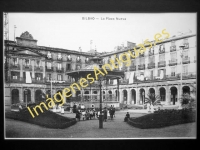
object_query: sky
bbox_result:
[6,13,196,53]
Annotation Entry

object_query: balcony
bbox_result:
[67,57,72,62]
[10,77,25,83]
[129,65,136,71]
[32,78,45,84]
[149,50,154,56]
[183,43,189,49]
[169,59,177,66]
[46,66,54,72]
[182,72,196,79]
[170,46,176,52]
[10,64,20,70]
[182,57,190,64]
[57,57,63,61]
[159,48,165,54]
[120,79,129,84]
[85,59,90,64]
[66,68,73,72]
[23,65,32,71]
[139,53,144,57]
[121,67,128,72]
[147,63,155,69]
[34,66,43,72]
[56,67,64,73]
[158,61,166,68]
[138,64,145,70]
[76,59,81,63]
[167,74,180,80]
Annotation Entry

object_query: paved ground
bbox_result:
[5,110,196,139]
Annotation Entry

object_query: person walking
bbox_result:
[110,107,114,120]
[113,105,116,118]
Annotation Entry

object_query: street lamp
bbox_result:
[179,44,185,109]
[98,64,103,129]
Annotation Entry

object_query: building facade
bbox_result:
[4,31,196,109]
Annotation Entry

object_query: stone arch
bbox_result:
[170,86,178,105]
[182,86,190,95]
[11,89,19,104]
[139,88,145,104]
[35,89,43,104]
[123,89,128,104]
[108,90,112,101]
[24,89,31,103]
[131,89,136,104]
[159,87,166,101]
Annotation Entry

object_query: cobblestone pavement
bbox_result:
[5,111,196,139]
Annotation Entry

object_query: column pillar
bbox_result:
[165,86,171,105]
[32,60,35,79]
[127,89,132,104]
[177,85,182,108]
[136,88,140,105]
[155,87,159,96]
[119,89,123,104]
[20,58,23,78]
[19,87,23,103]
[42,60,45,80]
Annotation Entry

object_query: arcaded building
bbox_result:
[4,31,196,108]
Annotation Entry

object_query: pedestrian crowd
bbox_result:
[72,103,116,122]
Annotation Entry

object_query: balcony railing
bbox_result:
[129,65,136,71]
[76,59,81,63]
[170,46,176,52]
[159,48,165,54]
[169,59,177,66]
[182,57,190,64]
[67,58,72,62]
[66,68,73,72]
[149,50,154,56]
[10,64,20,70]
[23,65,32,71]
[183,43,189,49]
[147,63,155,69]
[10,77,25,83]
[120,79,129,84]
[56,67,64,73]
[46,66,54,72]
[57,57,63,61]
[167,74,180,80]
[182,72,196,79]
[138,64,145,70]
[158,61,166,67]
[32,78,45,84]
[34,66,43,71]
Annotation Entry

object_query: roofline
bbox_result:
[100,34,196,57]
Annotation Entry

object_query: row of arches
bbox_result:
[120,86,190,105]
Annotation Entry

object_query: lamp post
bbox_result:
[98,64,103,129]
[24,89,28,107]
[179,44,185,109]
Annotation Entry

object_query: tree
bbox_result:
[144,93,162,106]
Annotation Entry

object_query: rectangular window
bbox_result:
[171,67,176,76]
[57,74,62,81]
[47,62,52,69]
[25,59,30,66]
[36,60,41,67]
[182,50,188,59]
[58,63,62,70]
[48,74,51,81]
[67,64,71,70]
[171,41,175,46]
[159,54,165,62]
[184,39,188,43]
[149,56,155,63]
[13,58,18,65]
[171,52,177,62]
[140,58,145,64]
[58,53,62,59]
[183,65,188,75]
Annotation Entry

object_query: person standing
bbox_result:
[113,105,116,117]
[103,107,107,122]
[124,112,130,122]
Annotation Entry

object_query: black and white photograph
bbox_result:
[4,13,197,139]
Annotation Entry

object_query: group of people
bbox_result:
[75,105,116,122]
